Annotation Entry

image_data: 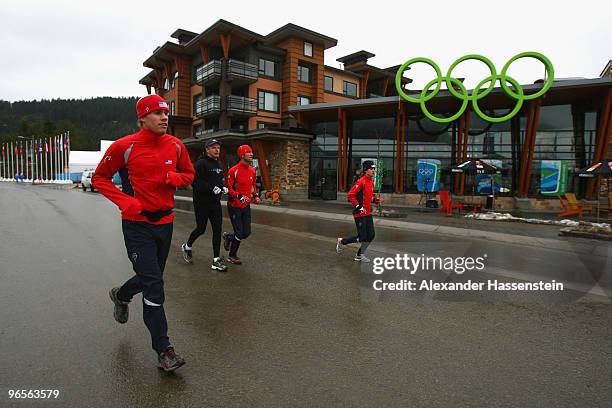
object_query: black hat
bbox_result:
[362,160,376,171]
[204,138,221,148]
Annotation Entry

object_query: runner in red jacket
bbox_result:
[336,160,381,262]
[93,94,195,372]
[222,144,261,264]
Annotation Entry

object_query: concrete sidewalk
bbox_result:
[173,193,605,252]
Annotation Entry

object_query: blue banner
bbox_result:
[416,159,441,192]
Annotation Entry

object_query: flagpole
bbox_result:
[58,134,63,181]
[30,140,34,182]
[43,138,46,181]
[25,141,29,181]
[53,135,56,181]
[67,131,71,183]
[59,133,63,181]
[61,133,65,182]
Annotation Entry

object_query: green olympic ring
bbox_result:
[395,52,554,124]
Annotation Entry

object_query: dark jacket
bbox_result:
[192,154,225,204]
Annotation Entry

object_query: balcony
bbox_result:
[195,95,221,118]
[195,60,222,85]
[227,95,257,116]
[227,59,258,85]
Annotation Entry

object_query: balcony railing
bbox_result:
[195,95,221,117]
[227,59,258,82]
[227,95,257,115]
[195,60,222,84]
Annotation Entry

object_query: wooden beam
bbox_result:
[360,70,370,99]
[383,77,390,97]
[342,110,348,191]
[454,115,465,194]
[337,109,344,191]
[400,108,407,192]
[518,102,536,197]
[252,140,272,191]
[586,88,612,198]
[220,33,231,59]
[395,105,401,192]
[524,99,542,197]
[199,44,209,64]
[459,112,470,195]
[518,99,543,197]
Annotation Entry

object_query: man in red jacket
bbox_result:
[336,160,381,262]
[92,94,195,372]
[222,144,260,265]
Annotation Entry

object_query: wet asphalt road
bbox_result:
[1,183,611,407]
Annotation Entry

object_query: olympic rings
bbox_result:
[419,168,434,176]
[395,52,554,124]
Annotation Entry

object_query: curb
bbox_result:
[174,196,580,251]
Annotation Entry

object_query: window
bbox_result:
[304,41,313,57]
[258,90,279,112]
[169,101,175,115]
[298,64,310,83]
[297,96,311,106]
[193,124,202,137]
[257,122,277,129]
[193,94,202,116]
[324,76,333,92]
[258,58,276,77]
[193,64,203,83]
[343,81,357,97]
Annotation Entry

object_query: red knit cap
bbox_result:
[237,144,252,158]
[136,95,169,118]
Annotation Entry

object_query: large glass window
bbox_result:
[298,65,310,83]
[343,81,357,97]
[258,58,275,77]
[324,76,333,92]
[258,90,279,112]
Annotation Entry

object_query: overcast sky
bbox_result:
[2,0,610,102]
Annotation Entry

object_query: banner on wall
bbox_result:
[416,159,441,192]
[476,159,504,193]
[361,158,383,191]
[541,160,568,195]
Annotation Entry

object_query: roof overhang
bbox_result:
[289,77,612,121]
[143,42,185,69]
[265,23,337,49]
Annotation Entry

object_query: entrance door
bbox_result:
[309,158,337,200]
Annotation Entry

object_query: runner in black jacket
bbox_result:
[181,138,228,271]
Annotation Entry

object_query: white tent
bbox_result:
[69,140,114,181]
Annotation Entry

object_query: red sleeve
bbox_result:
[252,167,258,197]
[172,139,195,187]
[92,140,138,212]
[347,179,363,207]
[226,167,239,198]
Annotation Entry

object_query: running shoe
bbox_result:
[181,243,193,264]
[109,287,129,324]
[158,346,185,372]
